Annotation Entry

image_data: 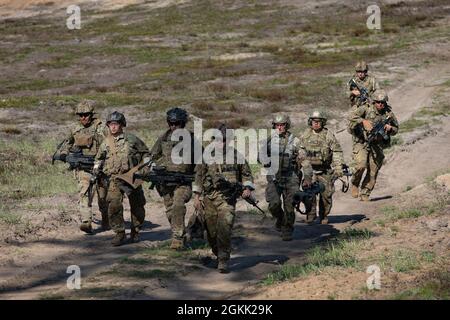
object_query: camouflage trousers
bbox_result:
[75,170,108,224]
[309,171,335,220]
[265,175,299,233]
[351,142,384,196]
[106,178,146,234]
[158,184,192,240]
[203,190,236,261]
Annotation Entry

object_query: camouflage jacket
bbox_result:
[261,131,313,183]
[193,146,254,197]
[60,118,106,156]
[95,132,150,176]
[347,74,379,107]
[300,127,344,173]
[150,128,196,174]
[348,103,399,148]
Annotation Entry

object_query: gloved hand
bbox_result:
[242,188,252,199]
[59,154,67,162]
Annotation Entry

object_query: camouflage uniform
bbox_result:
[95,131,150,239]
[301,112,344,224]
[348,92,399,200]
[59,101,108,228]
[150,128,196,246]
[262,115,313,240]
[193,145,254,270]
[347,61,380,108]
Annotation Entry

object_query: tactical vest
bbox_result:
[267,133,297,177]
[203,162,241,194]
[72,119,103,156]
[157,130,194,173]
[350,75,376,106]
[303,129,332,170]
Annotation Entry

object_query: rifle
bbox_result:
[134,166,195,190]
[349,79,370,104]
[213,178,265,215]
[335,164,352,193]
[52,149,95,173]
[292,181,325,214]
[83,159,105,207]
[366,117,391,145]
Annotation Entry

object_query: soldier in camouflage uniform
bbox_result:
[149,107,196,250]
[300,110,345,224]
[347,61,380,108]
[193,124,254,273]
[261,114,313,241]
[58,100,108,234]
[347,90,399,201]
[94,112,150,246]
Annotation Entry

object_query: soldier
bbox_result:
[149,107,196,250]
[347,90,399,201]
[300,111,345,224]
[57,100,108,234]
[261,114,313,241]
[193,124,254,273]
[347,60,380,108]
[94,111,150,246]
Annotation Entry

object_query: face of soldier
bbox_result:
[357,70,366,80]
[311,119,323,132]
[374,100,385,111]
[78,113,93,127]
[168,121,183,131]
[108,121,123,136]
[275,123,287,134]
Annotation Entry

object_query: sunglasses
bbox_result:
[168,121,182,126]
[78,113,92,118]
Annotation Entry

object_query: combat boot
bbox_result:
[275,218,282,232]
[360,194,370,202]
[111,232,126,247]
[130,229,140,243]
[281,231,293,241]
[351,185,359,198]
[101,213,110,231]
[79,222,93,234]
[170,238,185,250]
[320,217,329,225]
[306,214,316,225]
[218,259,229,273]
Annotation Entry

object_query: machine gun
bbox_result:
[134,166,195,190]
[52,149,95,173]
[349,78,370,104]
[292,182,325,214]
[367,117,391,145]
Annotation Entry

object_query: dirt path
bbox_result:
[0,55,448,299]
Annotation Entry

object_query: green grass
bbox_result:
[391,271,450,300]
[0,138,78,200]
[400,118,428,133]
[378,249,421,273]
[0,205,22,225]
[380,205,431,224]
[262,229,372,285]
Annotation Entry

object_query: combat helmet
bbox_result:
[372,89,389,103]
[167,107,188,127]
[355,61,368,72]
[106,111,127,127]
[75,100,96,115]
[272,114,291,129]
[308,110,327,126]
